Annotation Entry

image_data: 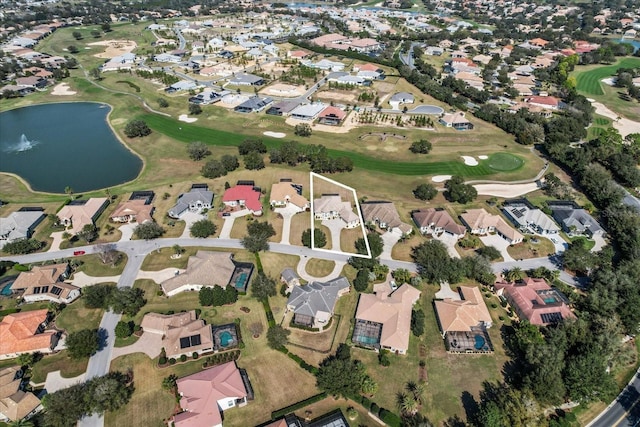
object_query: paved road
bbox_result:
[588,368,640,427]
[492,256,588,289]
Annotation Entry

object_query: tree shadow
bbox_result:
[443,414,467,427]
[460,391,479,426]
[97,327,109,352]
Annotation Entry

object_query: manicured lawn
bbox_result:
[506,236,556,260]
[304,259,335,277]
[56,300,104,334]
[74,252,127,276]
[486,152,524,172]
[340,227,365,253]
[141,114,528,178]
[574,57,640,95]
[31,351,88,384]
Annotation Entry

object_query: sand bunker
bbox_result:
[264,131,286,138]
[462,156,478,166]
[590,100,640,138]
[51,83,76,95]
[432,175,452,183]
[89,39,137,59]
[478,155,488,160]
[474,182,539,198]
[178,114,198,123]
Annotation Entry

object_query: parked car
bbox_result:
[73,250,85,256]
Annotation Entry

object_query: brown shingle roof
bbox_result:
[459,209,523,242]
[412,208,466,235]
[269,182,309,209]
[57,197,108,234]
[360,201,412,234]
[11,263,68,290]
[110,199,154,223]
[355,284,421,352]
[161,251,236,295]
[434,286,492,334]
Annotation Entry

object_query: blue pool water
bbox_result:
[234,272,248,289]
[0,282,13,296]
[220,331,234,347]
[356,336,379,345]
[474,334,486,350]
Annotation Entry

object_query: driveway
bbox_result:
[69,271,121,287]
[179,211,207,238]
[380,231,401,260]
[218,209,251,239]
[49,231,65,252]
[43,370,86,393]
[137,267,185,283]
[479,235,515,262]
[548,234,569,254]
[118,224,136,241]
[275,205,302,245]
[435,281,461,300]
[592,234,607,252]
[110,331,163,360]
[296,256,347,282]
[321,218,345,251]
[434,233,461,259]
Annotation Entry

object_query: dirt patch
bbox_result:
[359,132,407,142]
[261,83,305,97]
[88,39,137,59]
[316,90,357,103]
[51,83,76,95]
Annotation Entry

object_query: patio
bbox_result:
[445,329,493,354]
[212,323,240,351]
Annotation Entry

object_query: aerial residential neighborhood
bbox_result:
[0,0,640,426]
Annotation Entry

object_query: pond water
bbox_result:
[615,38,640,53]
[0,102,142,193]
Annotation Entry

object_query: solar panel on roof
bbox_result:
[179,337,191,349]
[190,334,201,346]
[541,312,563,324]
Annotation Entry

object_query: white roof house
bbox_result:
[0,209,45,244]
[290,103,326,121]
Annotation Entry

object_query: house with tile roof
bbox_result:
[353,281,421,355]
[174,361,250,427]
[313,195,360,229]
[0,366,42,422]
[434,286,492,338]
[57,197,109,235]
[502,199,560,235]
[222,185,263,216]
[317,106,347,126]
[161,251,253,296]
[110,199,154,224]
[439,112,474,130]
[495,278,576,326]
[525,95,560,110]
[10,263,79,304]
[269,181,309,211]
[360,201,412,236]
[141,311,214,359]
[168,186,214,219]
[0,310,58,360]
[460,209,524,244]
[548,201,604,237]
[286,277,350,330]
[412,208,466,238]
[0,208,45,244]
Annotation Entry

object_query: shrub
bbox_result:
[180,354,187,362]
[192,352,199,359]
[271,392,328,419]
[371,402,380,414]
[379,409,402,427]
[159,356,167,365]
[124,119,151,138]
[169,358,176,365]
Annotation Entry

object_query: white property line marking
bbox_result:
[309,172,372,259]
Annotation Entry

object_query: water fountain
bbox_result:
[17,134,35,151]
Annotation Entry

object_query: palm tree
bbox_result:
[16,352,34,369]
[64,186,74,200]
[503,267,525,283]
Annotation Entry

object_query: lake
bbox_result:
[0,102,143,193]
[615,38,640,53]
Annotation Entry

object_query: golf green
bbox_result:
[485,153,524,171]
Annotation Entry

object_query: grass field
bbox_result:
[486,153,524,171]
[574,57,640,96]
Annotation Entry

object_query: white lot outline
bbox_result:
[309,172,372,259]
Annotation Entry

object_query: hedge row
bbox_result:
[289,38,400,69]
[271,392,328,419]
[263,299,276,328]
[0,308,20,317]
[351,394,401,427]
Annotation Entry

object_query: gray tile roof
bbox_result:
[168,188,214,218]
[0,209,45,242]
[286,277,350,318]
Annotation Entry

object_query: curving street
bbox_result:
[588,368,640,427]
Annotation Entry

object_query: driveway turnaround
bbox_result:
[218,209,251,239]
[136,267,185,283]
[480,235,515,262]
[321,218,344,251]
[178,211,206,238]
[380,231,401,260]
[435,282,461,300]
[69,271,121,288]
[434,233,461,259]
[296,256,347,283]
[275,205,301,245]
[44,370,86,393]
[110,331,163,360]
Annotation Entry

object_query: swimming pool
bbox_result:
[0,282,13,296]
[234,272,248,289]
[219,331,234,347]
[474,334,486,350]
[355,335,379,345]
